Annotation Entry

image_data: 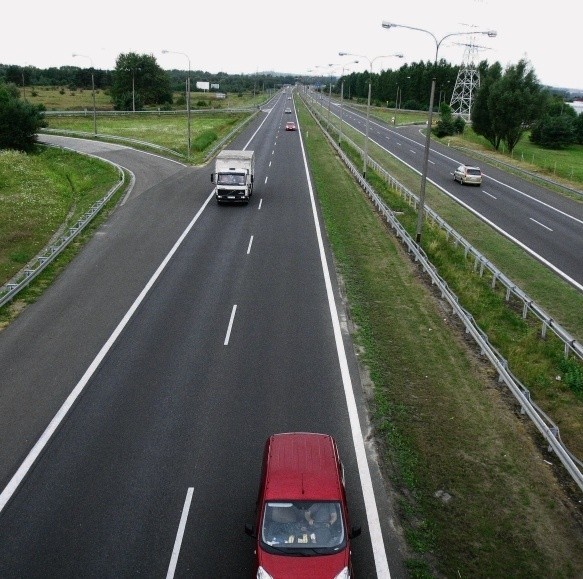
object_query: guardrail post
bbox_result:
[548,426,559,453]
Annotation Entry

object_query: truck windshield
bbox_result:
[217,173,245,185]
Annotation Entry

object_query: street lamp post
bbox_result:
[339,51,403,179]
[338,60,359,145]
[72,53,97,137]
[123,67,140,113]
[382,21,496,243]
[162,49,191,160]
[325,60,358,135]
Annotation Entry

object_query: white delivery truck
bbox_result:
[211,150,255,204]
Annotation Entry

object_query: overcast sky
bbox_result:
[4,0,581,91]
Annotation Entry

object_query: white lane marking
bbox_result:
[166,487,194,579]
[483,190,497,199]
[264,176,268,184]
[0,189,216,515]
[296,120,392,577]
[247,235,254,254]
[259,199,263,210]
[339,112,582,290]
[530,218,553,232]
[224,305,237,345]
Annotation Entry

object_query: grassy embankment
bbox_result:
[296,98,583,577]
[2,91,582,575]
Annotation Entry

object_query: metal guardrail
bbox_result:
[302,92,583,493]
[3,103,264,306]
[306,93,583,362]
[0,155,126,309]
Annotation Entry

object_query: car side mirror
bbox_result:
[350,525,362,539]
[245,523,256,538]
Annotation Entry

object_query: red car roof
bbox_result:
[264,433,342,501]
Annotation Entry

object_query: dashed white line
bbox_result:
[258,199,263,210]
[247,235,254,254]
[224,305,237,345]
[530,217,553,232]
[166,487,194,579]
[483,190,497,199]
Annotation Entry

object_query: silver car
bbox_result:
[453,164,482,186]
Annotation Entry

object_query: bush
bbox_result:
[0,83,47,152]
[192,130,217,152]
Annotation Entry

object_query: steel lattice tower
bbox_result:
[449,39,489,122]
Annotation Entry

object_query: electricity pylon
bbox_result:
[449,39,491,122]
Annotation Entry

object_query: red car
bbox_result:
[245,432,361,579]
[285,121,296,131]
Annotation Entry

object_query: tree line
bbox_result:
[1,52,582,153]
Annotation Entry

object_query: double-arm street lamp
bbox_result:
[337,60,359,145]
[324,61,358,130]
[382,21,496,243]
[72,53,97,137]
[339,51,403,179]
[162,49,191,160]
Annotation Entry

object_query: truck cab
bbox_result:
[211,149,255,204]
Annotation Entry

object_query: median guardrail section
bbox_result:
[302,91,583,493]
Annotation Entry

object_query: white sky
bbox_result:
[3,0,581,91]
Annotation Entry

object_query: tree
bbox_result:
[530,95,577,149]
[110,53,172,110]
[434,102,457,138]
[530,115,576,149]
[471,62,503,149]
[0,82,46,152]
[574,112,583,145]
[488,59,548,153]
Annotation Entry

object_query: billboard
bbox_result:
[196,81,210,91]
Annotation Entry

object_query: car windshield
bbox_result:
[217,173,245,185]
[260,501,345,554]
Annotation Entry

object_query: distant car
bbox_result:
[453,164,482,186]
[245,432,361,579]
[285,121,296,131]
[284,107,292,114]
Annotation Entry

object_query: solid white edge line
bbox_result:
[0,189,215,514]
[296,119,391,577]
[166,487,194,579]
[224,304,237,346]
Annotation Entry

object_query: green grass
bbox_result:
[44,113,251,163]
[29,85,268,112]
[0,147,119,293]
[297,98,583,578]
[321,101,583,458]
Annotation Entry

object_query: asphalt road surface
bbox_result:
[312,91,583,291]
[0,95,406,577]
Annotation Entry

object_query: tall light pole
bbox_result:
[162,49,191,160]
[72,53,97,137]
[338,60,359,145]
[339,51,403,179]
[382,21,496,243]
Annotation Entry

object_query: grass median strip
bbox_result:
[298,102,583,577]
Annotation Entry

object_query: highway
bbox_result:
[311,91,583,291]
[0,95,405,577]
